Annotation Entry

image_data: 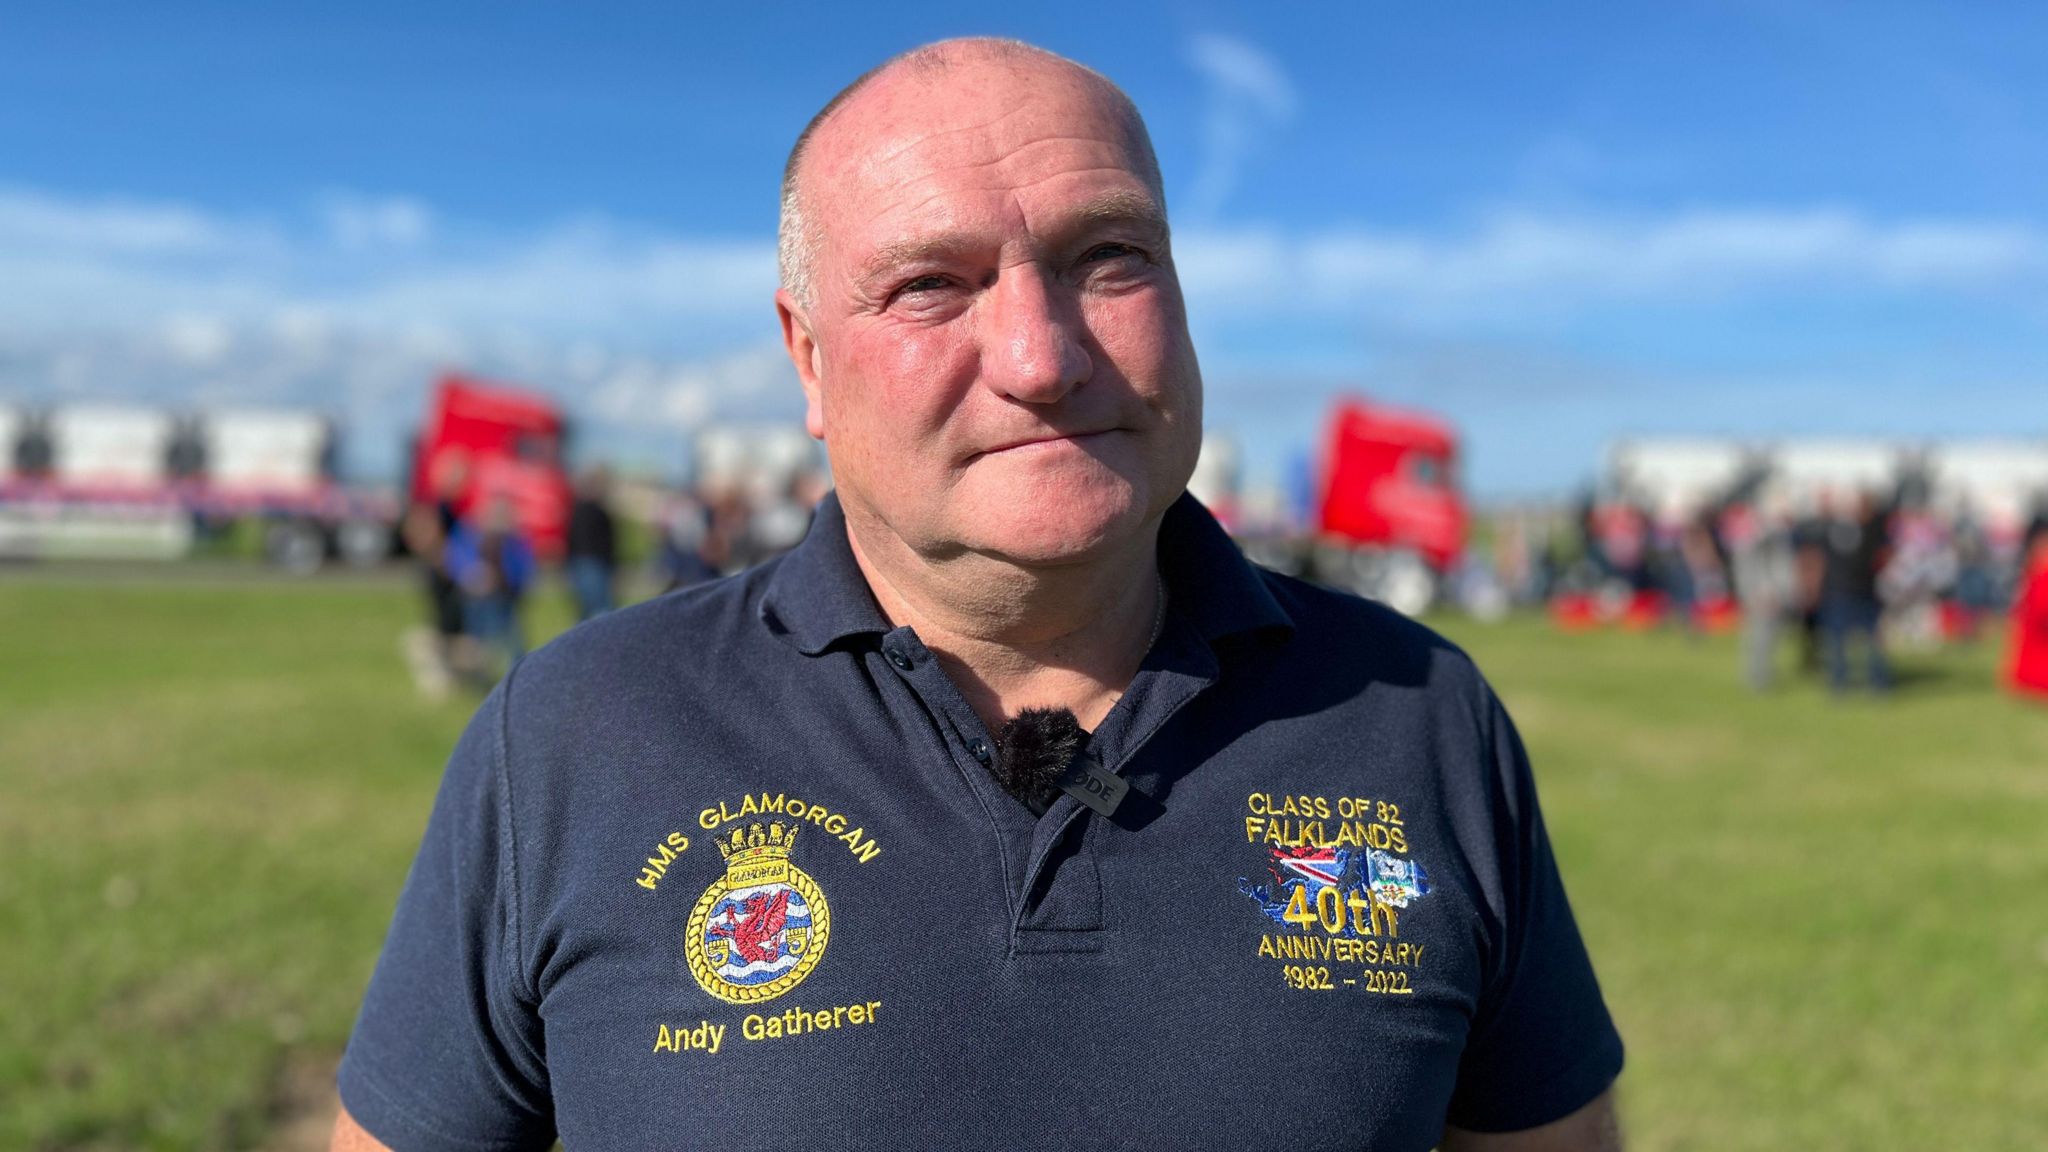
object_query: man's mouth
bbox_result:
[975,429,1118,458]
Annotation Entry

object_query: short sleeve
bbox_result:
[1444,689,1624,1133]
[338,682,555,1150]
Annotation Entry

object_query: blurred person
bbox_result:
[1727,494,1797,691]
[565,464,619,621]
[743,468,833,562]
[444,497,535,679]
[1531,512,1563,604]
[398,452,470,698]
[1879,503,1955,649]
[1600,502,1650,592]
[1689,511,1730,603]
[702,483,750,573]
[1949,505,1997,624]
[335,38,1622,1151]
[1792,495,1829,674]
[745,488,814,559]
[2012,525,2048,700]
[1551,500,1599,598]
[1663,508,1728,634]
[655,487,720,591]
[1496,511,1533,604]
[1817,488,1892,694]
[1646,506,1693,629]
[1573,489,1605,580]
[2008,493,2048,597]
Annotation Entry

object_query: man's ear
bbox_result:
[776,289,827,441]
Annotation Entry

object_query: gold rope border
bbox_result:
[684,866,831,1005]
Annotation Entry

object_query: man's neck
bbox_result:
[841,506,1165,733]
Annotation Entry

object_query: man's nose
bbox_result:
[980,264,1092,404]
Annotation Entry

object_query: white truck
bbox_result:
[1926,441,2048,541]
[1763,440,1909,513]
[0,404,192,560]
[0,403,395,568]
[1605,438,1761,522]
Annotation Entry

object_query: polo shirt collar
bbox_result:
[759,490,1294,656]
[1154,490,1295,647]
[759,493,892,655]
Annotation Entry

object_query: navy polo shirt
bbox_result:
[340,493,1622,1150]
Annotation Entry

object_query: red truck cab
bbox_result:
[410,374,574,560]
[1317,398,1467,572]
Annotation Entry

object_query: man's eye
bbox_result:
[899,275,949,294]
[1081,243,1141,263]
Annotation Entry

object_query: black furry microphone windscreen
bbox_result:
[991,706,1085,815]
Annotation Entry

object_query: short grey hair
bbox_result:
[777,38,1164,311]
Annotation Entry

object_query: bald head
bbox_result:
[768,34,1201,575]
[777,38,1165,309]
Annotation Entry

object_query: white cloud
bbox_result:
[333,225,776,339]
[0,186,791,477]
[320,193,434,250]
[3,181,2040,482]
[1177,207,2047,322]
[1187,33,1296,120]
[0,186,266,258]
[0,187,777,343]
[588,344,793,433]
[6,187,2039,355]
[158,313,235,365]
[1183,33,1298,221]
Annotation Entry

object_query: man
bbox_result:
[1728,491,1797,691]
[445,497,537,680]
[398,451,470,695]
[1816,488,1892,694]
[565,464,620,621]
[335,38,1622,1151]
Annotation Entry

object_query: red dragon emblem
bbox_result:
[707,888,791,966]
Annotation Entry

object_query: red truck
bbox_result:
[1317,398,1466,573]
[409,373,575,561]
[1238,396,1468,615]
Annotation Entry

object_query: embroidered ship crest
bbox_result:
[684,820,830,1004]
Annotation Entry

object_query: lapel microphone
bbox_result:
[991,707,1129,819]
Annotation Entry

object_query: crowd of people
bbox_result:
[401,457,618,695]
[650,468,831,593]
[399,453,832,696]
[399,441,2048,706]
[1492,484,2048,699]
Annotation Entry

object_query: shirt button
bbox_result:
[969,739,991,764]
[887,650,914,671]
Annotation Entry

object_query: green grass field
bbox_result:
[3,575,2045,1149]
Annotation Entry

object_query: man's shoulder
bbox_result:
[506,560,783,702]
[1251,565,1487,699]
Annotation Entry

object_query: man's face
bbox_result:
[781,57,1202,567]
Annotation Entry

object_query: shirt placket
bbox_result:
[1012,613,1217,951]
[872,614,1221,954]
[871,626,1040,930]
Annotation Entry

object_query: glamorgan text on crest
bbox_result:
[633,790,883,893]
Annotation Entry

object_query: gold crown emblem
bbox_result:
[716,821,798,888]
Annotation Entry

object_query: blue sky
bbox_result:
[1,1,2042,495]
